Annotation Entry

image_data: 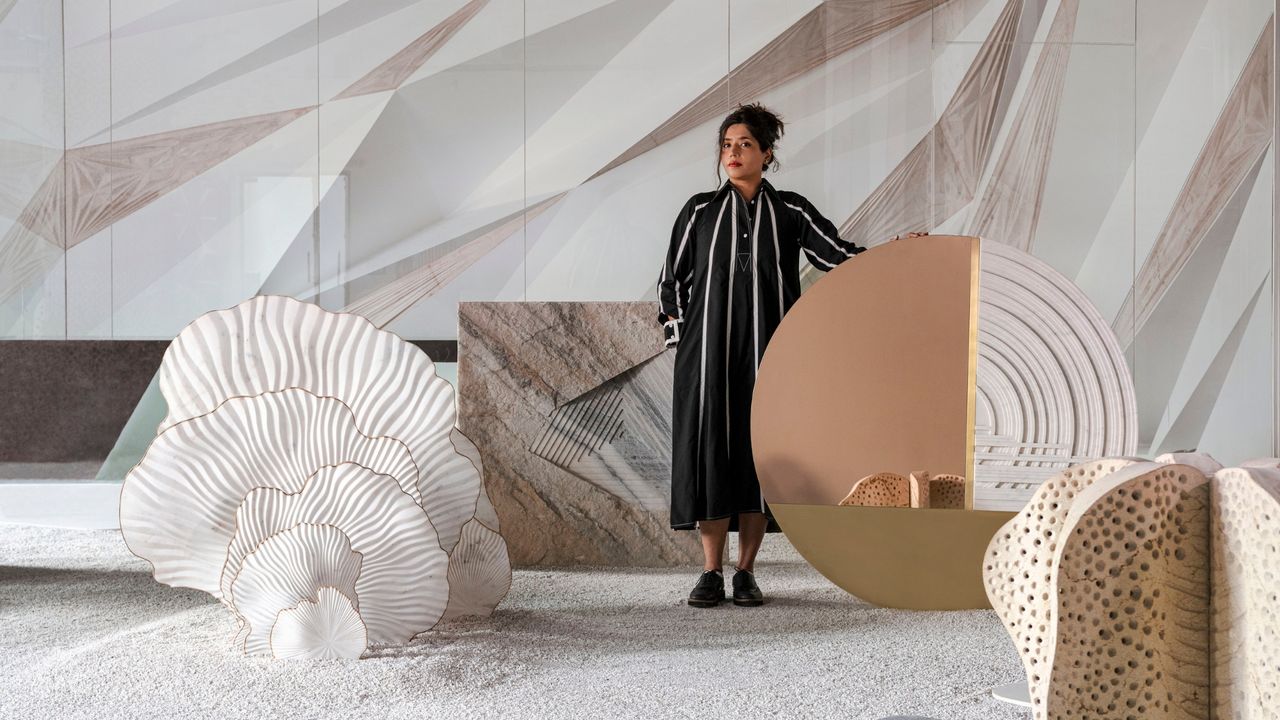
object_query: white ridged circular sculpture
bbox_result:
[119,295,511,659]
[975,242,1138,510]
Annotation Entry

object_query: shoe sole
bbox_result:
[687,595,725,608]
[733,597,764,607]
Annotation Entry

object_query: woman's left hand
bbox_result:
[889,231,929,242]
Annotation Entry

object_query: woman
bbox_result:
[656,103,865,607]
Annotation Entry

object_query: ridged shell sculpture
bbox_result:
[120,296,511,659]
[984,453,1280,719]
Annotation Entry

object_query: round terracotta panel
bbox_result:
[751,235,1013,610]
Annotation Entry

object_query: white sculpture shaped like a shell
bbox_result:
[452,429,500,531]
[120,388,418,596]
[156,295,484,553]
[223,463,449,644]
[440,518,512,622]
[270,587,367,660]
[229,523,364,657]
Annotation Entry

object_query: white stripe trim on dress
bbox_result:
[698,195,731,451]
[804,248,837,269]
[765,194,784,318]
[751,193,766,516]
[724,193,741,448]
[784,200,854,259]
[750,192,762,372]
[657,200,709,319]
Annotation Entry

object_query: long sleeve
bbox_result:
[783,193,864,270]
[656,196,703,346]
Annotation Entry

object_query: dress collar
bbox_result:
[717,177,774,203]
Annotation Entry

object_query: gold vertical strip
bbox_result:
[965,237,981,509]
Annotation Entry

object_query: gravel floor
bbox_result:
[0,524,1029,720]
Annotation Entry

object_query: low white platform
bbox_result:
[0,482,121,529]
[992,681,1031,707]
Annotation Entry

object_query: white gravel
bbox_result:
[0,524,1029,720]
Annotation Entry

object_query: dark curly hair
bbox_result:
[715,103,785,183]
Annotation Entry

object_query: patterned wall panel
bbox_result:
[0,0,1275,476]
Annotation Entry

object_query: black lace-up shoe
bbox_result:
[687,570,725,607]
[732,567,764,606]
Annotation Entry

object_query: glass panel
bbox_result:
[105,0,319,338]
[0,0,67,339]
[1132,0,1274,460]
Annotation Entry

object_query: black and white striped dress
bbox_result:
[657,178,865,530]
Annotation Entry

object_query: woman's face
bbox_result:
[721,123,770,181]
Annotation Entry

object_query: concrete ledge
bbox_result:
[0,482,121,529]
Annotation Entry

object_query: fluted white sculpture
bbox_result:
[120,296,511,659]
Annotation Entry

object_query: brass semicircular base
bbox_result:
[770,503,1015,610]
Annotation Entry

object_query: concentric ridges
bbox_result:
[221,463,450,645]
[269,586,368,660]
[440,518,512,622]
[120,388,418,595]
[228,523,364,656]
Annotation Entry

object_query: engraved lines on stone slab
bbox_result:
[1113,15,1275,345]
[529,386,626,468]
[528,352,673,512]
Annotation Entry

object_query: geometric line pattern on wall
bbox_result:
[589,0,946,181]
[1128,150,1268,449]
[967,0,1079,251]
[1,104,315,301]
[1112,15,1275,345]
[61,105,316,249]
[104,1,425,135]
[341,193,563,329]
[1148,277,1269,456]
[974,240,1138,511]
[837,0,1023,249]
[0,161,64,302]
[334,0,490,100]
